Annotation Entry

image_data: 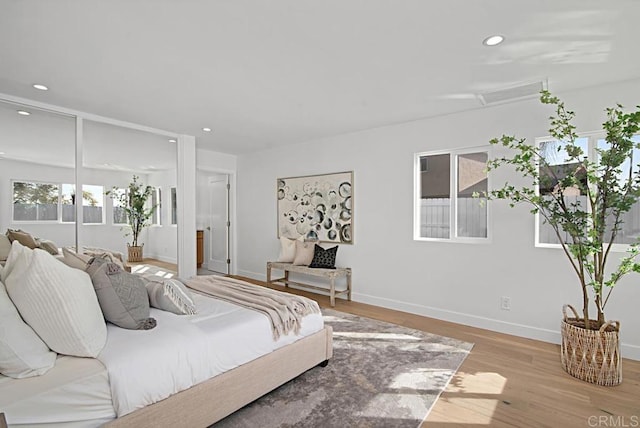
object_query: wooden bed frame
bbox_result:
[105,325,333,428]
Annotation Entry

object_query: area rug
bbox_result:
[213,309,474,428]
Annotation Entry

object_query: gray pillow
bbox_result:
[36,240,59,256]
[86,258,156,330]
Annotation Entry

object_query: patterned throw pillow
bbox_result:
[309,244,338,269]
[86,257,156,330]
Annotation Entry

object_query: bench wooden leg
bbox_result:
[330,277,336,307]
[284,270,289,287]
[347,270,352,301]
[266,264,272,283]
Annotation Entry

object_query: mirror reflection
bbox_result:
[82,120,177,274]
[0,99,178,275]
[0,100,76,258]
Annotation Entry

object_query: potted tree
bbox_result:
[107,175,157,262]
[483,91,640,386]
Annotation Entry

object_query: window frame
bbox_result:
[150,187,162,226]
[413,146,491,244]
[534,131,640,252]
[170,186,177,226]
[11,180,106,225]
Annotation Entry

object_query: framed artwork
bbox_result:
[277,171,353,244]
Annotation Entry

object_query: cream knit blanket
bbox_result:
[185,276,320,340]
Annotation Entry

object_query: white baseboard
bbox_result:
[237,269,265,280]
[144,253,177,265]
[353,291,640,361]
[235,268,640,361]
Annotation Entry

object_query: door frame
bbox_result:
[196,167,237,275]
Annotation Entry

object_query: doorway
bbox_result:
[196,170,232,275]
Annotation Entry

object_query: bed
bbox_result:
[0,282,333,427]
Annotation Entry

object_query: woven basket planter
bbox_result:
[560,304,621,386]
[127,244,143,263]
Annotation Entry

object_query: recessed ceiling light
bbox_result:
[483,35,504,46]
[168,138,177,143]
[17,110,30,116]
[202,127,212,132]
[32,83,48,91]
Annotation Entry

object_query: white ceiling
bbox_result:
[1,0,639,155]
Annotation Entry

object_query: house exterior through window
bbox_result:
[414,147,489,242]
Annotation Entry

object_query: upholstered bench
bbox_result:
[266,262,352,307]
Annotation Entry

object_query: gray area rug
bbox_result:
[214,309,473,428]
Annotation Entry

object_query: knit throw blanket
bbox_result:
[185,276,320,340]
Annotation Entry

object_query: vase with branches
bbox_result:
[481,91,640,384]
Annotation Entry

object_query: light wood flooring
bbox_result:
[241,277,640,428]
[127,258,177,272]
[136,261,640,427]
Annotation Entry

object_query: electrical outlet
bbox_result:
[500,296,511,311]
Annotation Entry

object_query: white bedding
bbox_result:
[0,355,115,428]
[98,291,324,417]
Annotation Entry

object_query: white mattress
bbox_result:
[98,291,324,417]
[0,355,115,428]
[0,290,323,426]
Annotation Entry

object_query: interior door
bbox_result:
[207,174,229,274]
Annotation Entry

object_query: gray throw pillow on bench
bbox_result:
[86,258,156,330]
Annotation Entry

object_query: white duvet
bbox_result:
[97,292,323,417]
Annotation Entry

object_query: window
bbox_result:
[170,187,177,225]
[12,181,59,221]
[537,134,640,247]
[61,184,75,222]
[13,181,104,224]
[60,184,104,224]
[82,185,104,224]
[151,187,161,225]
[111,188,129,225]
[414,148,489,241]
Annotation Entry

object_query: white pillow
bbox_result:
[4,241,107,358]
[0,280,56,378]
[293,240,316,266]
[277,237,298,263]
[1,240,33,283]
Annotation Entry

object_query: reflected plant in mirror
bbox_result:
[106,175,158,261]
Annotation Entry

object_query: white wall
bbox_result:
[196,149,237,171]
[236,78,640,360]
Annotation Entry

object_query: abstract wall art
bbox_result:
[277,171,353,244]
